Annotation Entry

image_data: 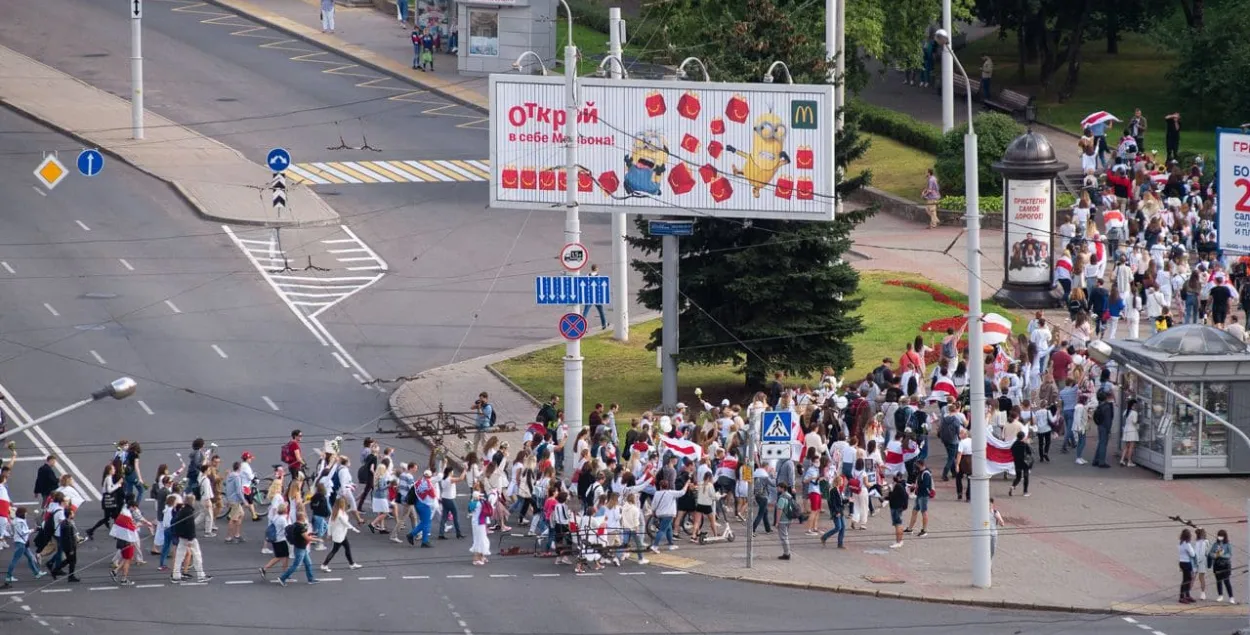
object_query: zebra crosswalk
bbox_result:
[287,159,491,185]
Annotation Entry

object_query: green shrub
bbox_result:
[567,0,611,34]
[939,192,1076,214]
[851,100,944,155]
[934,112,1025,196]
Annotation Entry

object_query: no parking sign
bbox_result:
[1217,128,1250,254]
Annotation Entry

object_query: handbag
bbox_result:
[958,454,972,475]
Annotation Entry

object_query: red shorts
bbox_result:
[807,492,822,511]
[120,544,136,561]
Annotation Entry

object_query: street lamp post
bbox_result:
[0,378,138,443]
[554,0,584,478]
[511,51,549,75]
[936,28,991,589]
[763,61,794,84]
[675,57,710,82]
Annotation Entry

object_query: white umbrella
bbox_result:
[980,313,1013,346]
[1080,111,1120,129]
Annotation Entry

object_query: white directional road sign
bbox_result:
[266,147,291,172]
[534,275,611,306]
[761,410,793,443]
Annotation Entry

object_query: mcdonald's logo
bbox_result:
[790,100,818,130]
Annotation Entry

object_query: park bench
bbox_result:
[951,73,980,99]
[984,89,1032,116]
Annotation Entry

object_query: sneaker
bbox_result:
[648,545,659,553]
[307,579,321,585]
[4,576,15,583]
[109,569,118,583]
[667,545,679,551]
[1231,598,1238,604]
[917,530,928,537]
[158,566,169,572]
[637,558,650,565]
[169,577,182,584]
[350,563,362,570]
[224,537,237,544]
[259,567,267,579]
[1023,493,1031,497]
[120,579,135,586]
[237,536,247,543]
[889,542,903,549]
[320,565,332,573]
[261,548,273,555]
[778,554,791,560]
[67,575,80,583]
[1217,595,1225,602]
[315,544,327,551]
[196,576,212,583]
[1126,462,1137,467]
[1075,458,1087,465]
[277,578,288,587]
[903,528,913,534]
[1200,592,1206,600]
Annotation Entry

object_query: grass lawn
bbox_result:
[490,271,1021,425]
[556,18,636,77]
[961,32,1215,159]
[852,134,936,202]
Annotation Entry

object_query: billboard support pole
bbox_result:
[608,7,629,343]
[560,1,584,478]
[660,233,679,411]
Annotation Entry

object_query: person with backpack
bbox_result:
[259,501,290,578]
[937,403,962,481]
[819,475,847,549]
[774,483,800,560]
[903,459,933,537]
[48,506,79,582]
[406,470,439,547]
[170,495,211,584]
[887,473,910,549]
[277,512,319,586]
[280,430,305,484]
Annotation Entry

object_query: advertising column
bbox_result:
[1004,179,1053,285]
[1217,128,1250,256]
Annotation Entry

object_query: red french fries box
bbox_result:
[796,146,814,169]
[677,91,701,120]
[520,167,537,190]
[724,94,749,124]
[699,163,717,184]
[644,91,666,117]
[775,175,794,199]
[668,163,696,195]
[599,170,620,195]
[710,176,733,202]
[557,169,568,191]
[708,140,724,159]
[577,169,594,192]
[538,169,557,191]
[710,117,725,135]
[796,177,814,200]
[501,165,519,189]
[680,133,700,154]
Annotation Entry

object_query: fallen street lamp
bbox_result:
[0,377,138,442]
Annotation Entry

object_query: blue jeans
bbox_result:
[396,0,407,22]
[6,543,39,577]
[1185,296,1198,324]
[279,547,316,582]
[581,304,606,329]
[1074,432,1087,460]
[656,516,675,546]
[1063,410,1076,448]
[980,78,991,100]
[752,496,771,533]
[820,512,846,547]
[942,441,958,478]
[159,527,177,567]
[1093,426,1111,466]
[312,515,329,539]
[408,503,434,545]
[439,498,461,538]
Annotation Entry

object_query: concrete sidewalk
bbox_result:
[0,45,337,227]
[207,0,487,110]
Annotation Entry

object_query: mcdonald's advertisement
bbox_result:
[488,75,836,221]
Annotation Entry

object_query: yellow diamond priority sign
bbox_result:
[34,155,68,190]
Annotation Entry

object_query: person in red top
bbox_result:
[898,342,923,375]
[1050,344,1073,383]
[281,430,305,485]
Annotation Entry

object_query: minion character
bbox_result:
[623,131,669,196]
[726,112,790,197]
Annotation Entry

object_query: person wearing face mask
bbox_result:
[1208,529,1236,603]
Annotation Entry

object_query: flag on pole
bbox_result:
[660,435,703,461]
[929,376,958,404]
[110,506,140,543]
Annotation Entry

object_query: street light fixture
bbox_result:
[675,57,709,82]
[595,54,629,78]
[935,26,992,590]
[763,61,793,84]
[0,377,138,442]
[511,51,549,76]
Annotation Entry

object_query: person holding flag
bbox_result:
[882,433,920,480]
[108,496,145,586]
[0,469,11,550]
[406,470,439,548]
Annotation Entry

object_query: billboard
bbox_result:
[1003,179,1053,285]
[489,75,836,221]
[1217,128,1250,254]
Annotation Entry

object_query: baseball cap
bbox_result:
[720,399,731,407]
[675,402,687,409]
[423,470,432,477]
[241,451,254,460]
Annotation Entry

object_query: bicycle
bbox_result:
[214,474,272,519]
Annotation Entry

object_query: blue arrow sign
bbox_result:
[559,313,588,340]
[266,147,291,172]
[534,276,612,306]
[76,149,104,177]
[761,411,793,443]
[648,220,695,236]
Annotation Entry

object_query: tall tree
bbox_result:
[627,0,876,388]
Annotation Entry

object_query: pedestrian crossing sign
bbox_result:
[761,411,792,443]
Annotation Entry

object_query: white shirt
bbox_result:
[1029,327,1052,351]
[438,476,457,500]
[240,461,255,486]
[956,437,972,457]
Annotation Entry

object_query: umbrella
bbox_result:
[980,313,1013,346]
[1081,111,1120,129]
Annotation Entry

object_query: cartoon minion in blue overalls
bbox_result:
[623,131,670,195]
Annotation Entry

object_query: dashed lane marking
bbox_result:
[357,576,386,581]
[211,344,229,359]
[119,258,134,271]
[1,262,13,274]
[287,160,490,185]
[446,574,473,579]
[75,221,90,231]
[262,396,280,411]
[89,350,106,365]
[164,300,182,313]
[43,303,59,317]
[224,580,252,585]
[137,400,154,415]
[402,575,429,580]
[0,591,23,596]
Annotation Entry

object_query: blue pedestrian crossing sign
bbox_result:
[266,147,292,172]
[534,275,611,306]
[761,411,793,443]
[76,148,104,177]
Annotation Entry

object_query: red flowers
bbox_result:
[884,279,970,337]
[884,280,969,312]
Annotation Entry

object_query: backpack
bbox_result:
[486,404,498,427]
[265,520,278,543]
[280,441,296,465]
[404,484,417,506]
[330,466,343,493]
[782,495,803,521]
[871,366,888,390]
[467,499,479,514]
[284,522,299,545]
[909,409,929,437]
[938,415,961,445]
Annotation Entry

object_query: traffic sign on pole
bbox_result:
[761,411,793,443]
[534,275,611,306]
[759,444,790,460]
[271,173,287,215]
[266,148,292,172]
[560,242,589,271]
[76,149,104,177]
[648,220,695,236]
[558,313,588,340]
[34,155,68,190]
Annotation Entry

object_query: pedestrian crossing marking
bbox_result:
[287,160,491,185]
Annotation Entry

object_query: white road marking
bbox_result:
[402,160,453,182]
[346,265,386,271]
[9,456,48,462]
[340,161,389,182]
[402,575,429,580]
[237,238,273,246]
[74,220,90,231]
[575,572,602,577]
[458,620,467,628]
[319,577,342,582]
[181,582,207,586]
[1152,631,1167,635]
[164,300,182,314]
[89,350,106,365]
[262,396,280,411]
[0,591,23,596]
[0,393,99,500]
[224,227,328,347]
[1136,625,1152,631]
[135,584,164,589]
[320,238,357,244]
[327,248,367,254]
[37,620,49,627]
[224,580,253,585]
[660,571,689,575]
[211,344,228,359]
[617,571,646,576]
[270,275,378,282]
[118,258,134,271]
[357,576,386,581]
[352,373,366,385]
[488,574,514,578]
[291,302,333,307]
[532,573,559,577]
[1,262,13,274]
[446,574,473,579]
[33,186,47,196]
[335,257,377,262]
[137,400,154,415]
[311,163,362,184]
[40,589,71,594]
[43,303,59,317]
[1122,618,1138,624]
[286,165,329,185]
[88,587,117,591]
[19,604,30,609]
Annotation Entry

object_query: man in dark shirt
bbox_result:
[1210,279,1235,326]
[768,372,785,408]
[587,403,605,440]
[1092,392,1116,468]
[278,513,319,586]
[536,395,559,429]
[887,474,909,549]
[34,455,58,506]
[1090,279,1110,335]
[171,495,210,583]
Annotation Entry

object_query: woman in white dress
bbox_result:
[469,488,492,566]
[1119,398,1140,467]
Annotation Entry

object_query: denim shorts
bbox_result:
[914,496,929,512]
[890,508,904,526]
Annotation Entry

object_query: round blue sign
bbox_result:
[559,313,588,341]
[77,149,104,177]
[266,147,291,172]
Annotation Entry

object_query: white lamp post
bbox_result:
[511,51,549,75]
[0,378,138,442]
[763,61,794,84]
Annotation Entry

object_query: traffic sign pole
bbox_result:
[131,0,144,140]
[561,35,584,478]
[608,6,629,344]
[660,232,679,411]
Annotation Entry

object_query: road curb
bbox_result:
[203,0,489,114]
[0,100,332,229]
[484,364,542,409]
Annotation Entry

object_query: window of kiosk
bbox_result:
[468,10,498,57]
[1170,382,1201,456]
[1201,382,1229,458]
[1135,381,1164,454]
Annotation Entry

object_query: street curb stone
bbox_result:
[204,0,489,113]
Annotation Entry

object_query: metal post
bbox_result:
[0,398,92,443]
[660,234,679,410]
[941,0,954,132]
[561,34,584,476]
[966,124,991,588]
[608,7,629,342]
[834,0,845,130]
[745,425,755,568]
[131,0,144,140]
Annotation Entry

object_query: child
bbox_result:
[310,483,331,551]
[420,46,434,72]
[4,507,46,585]
[412,28,422,70]
[989,497,1005,558]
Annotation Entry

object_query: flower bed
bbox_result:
[883,279,971,364]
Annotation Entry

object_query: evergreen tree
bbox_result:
[627,0,876,389]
